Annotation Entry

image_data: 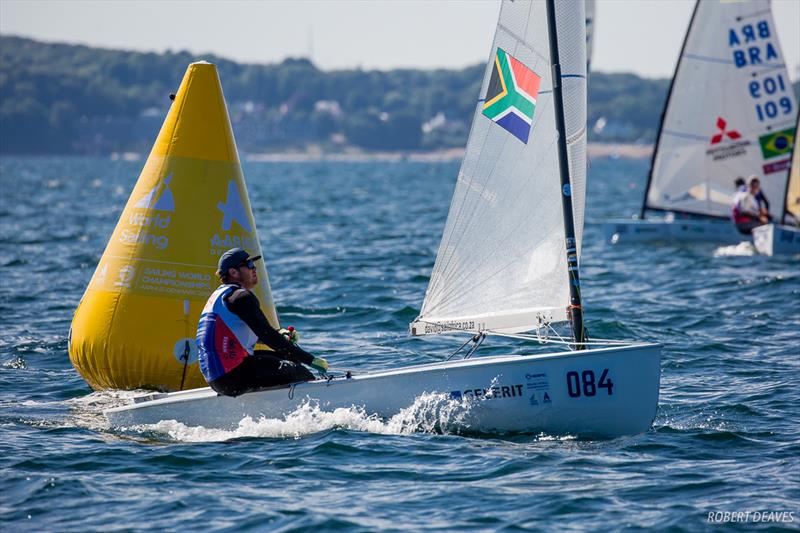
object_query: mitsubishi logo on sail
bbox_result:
[710,117,741,145]
[706,117,750,162]
[135,173,175,211]
[217,180,252,232]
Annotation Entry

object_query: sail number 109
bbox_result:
[748,74,793,122]
[566,369,614,397]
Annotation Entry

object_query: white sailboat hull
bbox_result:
[603,219,743,245]
[106,343,661,437]
[752,224,800,256]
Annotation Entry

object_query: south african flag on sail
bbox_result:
[482,48,541,144]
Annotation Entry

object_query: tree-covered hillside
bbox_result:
[0,36,673,155]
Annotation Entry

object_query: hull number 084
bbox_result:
[566,369,614,398]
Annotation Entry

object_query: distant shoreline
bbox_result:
[100,143,655,163]
[242,143,654,163]
[587,142,653,160]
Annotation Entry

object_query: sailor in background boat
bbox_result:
[732,176,772,235]
[196,248,329,396]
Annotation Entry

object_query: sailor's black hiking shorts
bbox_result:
[210,352,315,397]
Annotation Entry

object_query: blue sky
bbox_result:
[2,0,799,79]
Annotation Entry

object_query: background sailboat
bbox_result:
[603,0,797,244]
[106,0,660,437]
[753,111,800,255]
[782,113,800,226]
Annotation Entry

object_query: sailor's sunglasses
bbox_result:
[237,259,256,270]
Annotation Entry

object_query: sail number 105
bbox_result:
[566,369,614,397]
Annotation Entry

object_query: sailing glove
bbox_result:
[279,326,299,344]
[310,357,329,374]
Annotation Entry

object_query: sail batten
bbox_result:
[413,0,586,336]
[410,306,564,337]
[643,0,797,221]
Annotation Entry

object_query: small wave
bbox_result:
[59,390,153,432]
[2,356,27,370]
[391,305,420,321]
[66,389,147,410]
[127,392,479,443]
[713,241,756,257]
[654,408,734,436]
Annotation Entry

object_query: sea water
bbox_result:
[1,156,798,530]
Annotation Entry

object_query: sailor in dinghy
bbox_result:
[197,247,330,397]
[731,176,771,235]
[105,0,662,437]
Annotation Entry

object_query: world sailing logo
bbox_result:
[123,172,174,250]
[135,173,175,212]
[482,48,541,144]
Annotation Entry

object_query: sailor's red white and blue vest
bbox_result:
[196,284,258,382]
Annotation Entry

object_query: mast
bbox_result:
[545,0,586,348]
[639,0,700,220]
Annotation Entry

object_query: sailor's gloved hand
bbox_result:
[279,326,299,344]
[310,357,329,374]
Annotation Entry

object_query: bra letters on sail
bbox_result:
[644,0,796,221]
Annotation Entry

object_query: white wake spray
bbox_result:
[713,241,757,257]
[130,391,482,443]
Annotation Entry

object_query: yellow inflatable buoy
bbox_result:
[69,61,280,391]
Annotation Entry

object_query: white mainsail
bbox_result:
[411,0,587,335]
[644,0,797,220]
[784,113,800,225]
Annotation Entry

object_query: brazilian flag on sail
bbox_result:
[482,48,541,144]
[758,127,795,159]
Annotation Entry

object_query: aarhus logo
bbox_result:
[210,180,257,251]
[217,180,252,233]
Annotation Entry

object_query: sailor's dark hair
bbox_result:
[217,269,232,283]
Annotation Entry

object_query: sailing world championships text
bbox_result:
[138,268,212,296]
